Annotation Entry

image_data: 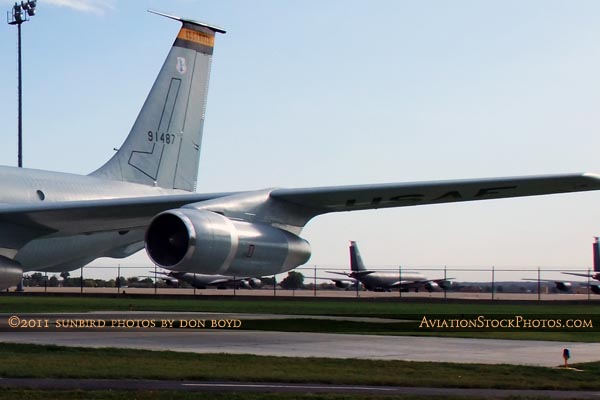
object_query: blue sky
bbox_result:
[1,0,600,280]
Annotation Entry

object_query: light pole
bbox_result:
[7,0,36,168]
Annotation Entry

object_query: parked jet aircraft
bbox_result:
[327,241,451,292]
[151,269,262,289]
[525,237,600,294]
[1,11,600,291]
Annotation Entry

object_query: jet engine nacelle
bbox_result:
[145,209,311,276]
[555,281,572,292]
[591,284,600,295]
[334,280,352,289]
[0,256,23,290]
[247,278,262,288]
[238,278,262,289]
[437,280,453,290]
[424,282,439,292]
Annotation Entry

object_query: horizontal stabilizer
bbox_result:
[148,10,226,33]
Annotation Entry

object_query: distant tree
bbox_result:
[260,277,275,286]
[30,272,44,287]
[70,278,82,287]
[280,271,304,290]
[140,277,154,288]
[83,279,96,288]
[92,279,109,287]
[116,276,126,288]
[60,271,71,287]
[49,275,59,287]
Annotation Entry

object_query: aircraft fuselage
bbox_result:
[0,166,183,272]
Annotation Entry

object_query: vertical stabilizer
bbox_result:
[349,241,367,272]
[593,237,599,272]
[91,12,225,191]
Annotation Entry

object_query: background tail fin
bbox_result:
[593,237,599,272]
[91,13,225,191]
[349,241,367,272]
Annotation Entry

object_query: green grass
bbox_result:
[0,343,598,390]
[2,296,598,341]
[1,295,598,315]
[0,391,529,400]
[240,318,600,341]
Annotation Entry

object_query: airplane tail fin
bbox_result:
[90,11,225,192]
[593,237,600,272]
[349,241,367,272]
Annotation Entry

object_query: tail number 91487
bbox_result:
[148,131,176,144]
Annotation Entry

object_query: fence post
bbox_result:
[273,275,277,297]
[154,264,158,295]
[588,268,591,301]
[491,266,495,300]
[80,267,84,295]
[537,267,541,301]
[117,264,121,294]
[398,265,402,298]
[444,266,447,299]
[313,266,317,297]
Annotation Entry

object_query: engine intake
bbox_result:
[145,209,311,276]
[0,256,23,290]
[555,281,572,292]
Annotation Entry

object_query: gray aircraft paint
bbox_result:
[91,19,223,191]
[155,270,262,289]
[0,13,599,288]
[330,241,445,291]
[5,15,224,272]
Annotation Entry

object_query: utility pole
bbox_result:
[7,0,37,168]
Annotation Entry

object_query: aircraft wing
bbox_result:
[1,172,599,249]
[0,192,234,247]
[562,272,594,278]
[325,271,352,277]
[325,270,375,277]
[202,277,233,285]
[270,173,600,215]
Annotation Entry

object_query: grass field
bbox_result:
[0,343,598,390]
[1,296,599,399]
[0,390,538,400]
[2,295,598,341]
[1,295,599,315]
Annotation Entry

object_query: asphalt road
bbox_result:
[1,327,598,366]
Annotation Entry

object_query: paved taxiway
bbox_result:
[2,329,598,367]
[1,311,598,367]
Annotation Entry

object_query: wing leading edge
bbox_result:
[270,173,600,217]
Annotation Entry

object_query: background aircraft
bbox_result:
[1,11,600,291]
[327,241,452,292]
[523,237,600,294]
[151,270,263,290]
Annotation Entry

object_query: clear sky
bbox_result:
[1,0,600,281]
